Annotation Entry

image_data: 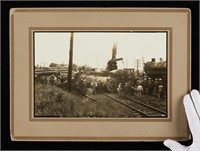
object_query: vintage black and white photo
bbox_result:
[34,32,167,118]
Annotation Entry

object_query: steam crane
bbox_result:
[107,42,123,71]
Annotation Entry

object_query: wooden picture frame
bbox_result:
[10,8,191,141]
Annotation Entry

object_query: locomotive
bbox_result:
[143,58,167,82]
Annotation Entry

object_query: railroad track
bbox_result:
[86,93,142,117]
[103,93,167,117]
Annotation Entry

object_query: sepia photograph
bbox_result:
[9,7,192,142]
[34,31,167,118]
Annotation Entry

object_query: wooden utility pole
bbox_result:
[134,59,139,76]
[68,32,73,92]
[137,59,139,76]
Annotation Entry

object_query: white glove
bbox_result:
[164,90,200,151]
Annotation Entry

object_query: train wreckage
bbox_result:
[35,33,167,93]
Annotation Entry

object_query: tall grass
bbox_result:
[35,83,151,118]
[35,83,112,117]
[35,83,80,117]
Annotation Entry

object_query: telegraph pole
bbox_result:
[126,58,128,68]
[68,32,73,92]
[134,59,139,76]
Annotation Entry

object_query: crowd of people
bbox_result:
[117,77,166,101]
[35,73,103,96]
[35,73,166,101]
[35,74,67,88]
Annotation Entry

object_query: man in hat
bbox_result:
[153,78,159,96]
[124,82,129,98]
[158,84,164,101]
[117,83,123,98]
[148,77,153,95]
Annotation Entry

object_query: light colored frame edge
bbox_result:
[10,8,191,141]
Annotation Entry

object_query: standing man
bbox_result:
[153,79,159,96]
[117,83,123,98]
[137,84,143,98]
[124,82,129,98]
[142,78,148,94]
[158,84,164,101]
[148,77,153,95]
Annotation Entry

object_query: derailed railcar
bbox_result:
[74,71,119,92]
[73,68,138,93]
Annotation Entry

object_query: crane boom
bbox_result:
[107,42,123,71]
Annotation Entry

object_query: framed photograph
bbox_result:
[10,8,191,141]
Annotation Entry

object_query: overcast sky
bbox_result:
[35,32,167,69]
